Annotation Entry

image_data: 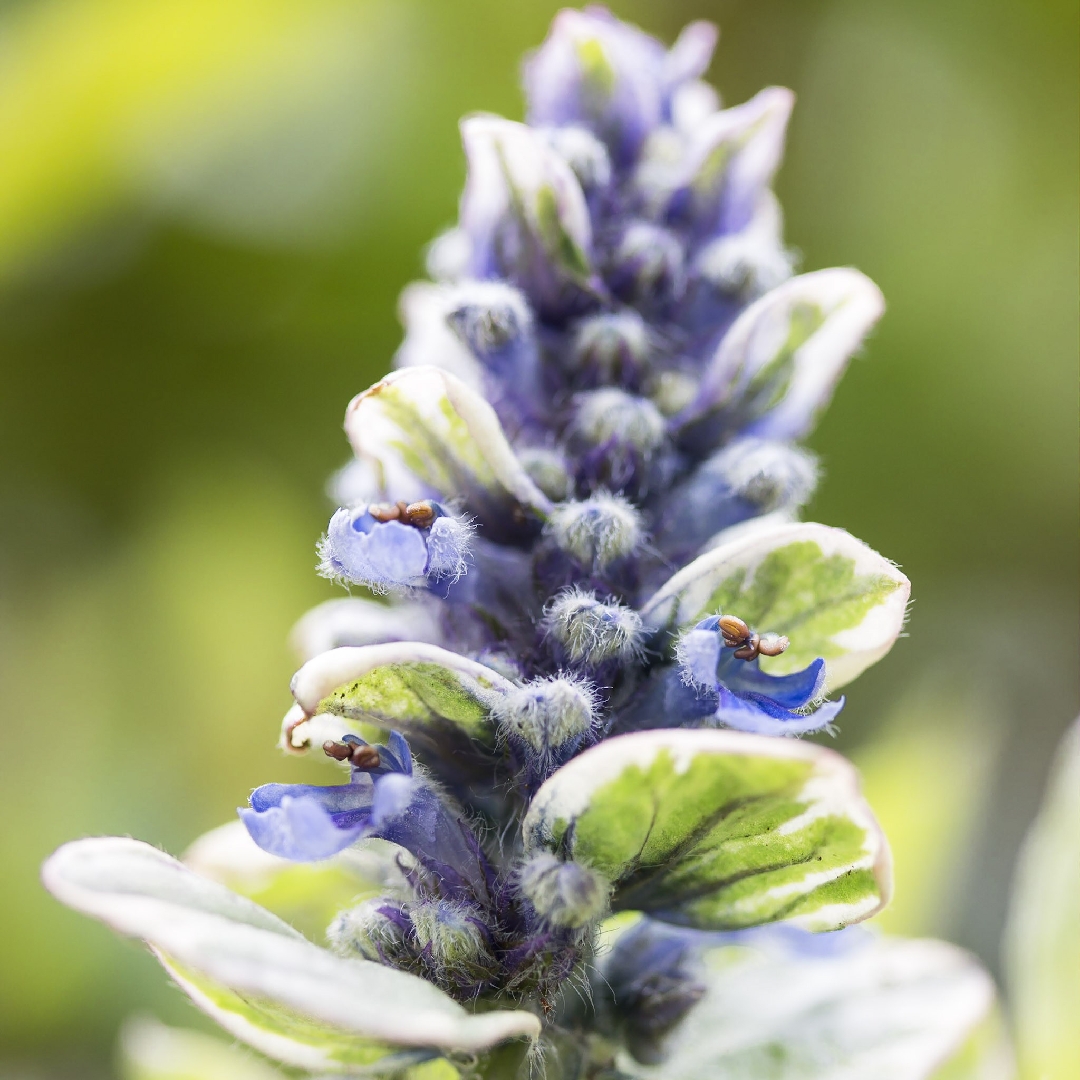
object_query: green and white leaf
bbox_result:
[184,820,412,944]
[121,1015,287,1080]
[679,268,885,441]
[523,729,891,932]
[286,642,514,761]
[343,366,552,527]
[460,115,595,293]
[1004,717,1080,1080]
[616,934,1010,1080]
[41,838,540,1072]
[641,520,909,692]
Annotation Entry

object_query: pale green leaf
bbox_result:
[343,366,552,531]
[285,642,515,764]
[640,520,909,692]
[615,934,1010,1080]
[1004,718,1080,1080]
[41,837,541,1071]
[679,268,885,442]
[523,729,891,932]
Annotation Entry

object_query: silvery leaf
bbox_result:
[42,838,540,1072]
[290,596,444,662]
[523,729,891,932]
[677,268,885,445]
[617,933,1010,1079]
[286,642,514,768]
[343,366,552,538]
[121,1016,287,1080]
[641,520,910,692]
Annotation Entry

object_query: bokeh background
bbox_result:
[0,0,1076,1075]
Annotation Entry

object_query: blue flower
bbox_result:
[676,615,844,735]
[317,501,472,592]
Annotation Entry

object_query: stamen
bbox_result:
[717,614,789,661]
[323,740,382,769]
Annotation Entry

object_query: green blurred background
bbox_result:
[0,0,1075,1075]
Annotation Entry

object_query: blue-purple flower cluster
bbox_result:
[240,3,888,1054]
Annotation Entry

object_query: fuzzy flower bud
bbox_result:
[545,492,644,570]
[491,675,599,756]
[410,899,498,991]
[608,221,686,308]
[541,125,613,194]
[518,852,610,930]
[569,311,651,389]
[317,501,472,592]
[570,388,668,494]
[327,898,412,965]
[544,587,644,666]
[443,282,534,367]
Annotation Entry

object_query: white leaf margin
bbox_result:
[42,838,541,1058]
[640,519,910,692]
[523,728,893,932]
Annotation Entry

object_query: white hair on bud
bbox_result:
[571,388,666,456]
[327,898,411,963]
[570,311,651,383]
[540,125,613,191]
[705,438,819,513]
[410,899,497,987]
[490,674,600,753]
[694,192,793,296]
[545,492,644,569]
[517,852,611,930]
[443,281,533,353]
[543,587,645,665]
[423,512,475,583]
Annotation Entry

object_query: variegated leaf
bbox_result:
[343,366,552,537]
[42,838,540,1072]
[523,729,891,932]
[285,642,514,766]
[616,933,1010,1079]
[676,268,885,445]
[640,520,909,692]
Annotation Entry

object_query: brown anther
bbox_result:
[757,633,790,657]
[369,501,406,522]
[323,740,354,762]
[367,502,403,522]
[733,632,761,661]
[350,744,382,770]
[717,614,752,647]
[403,500,437,529]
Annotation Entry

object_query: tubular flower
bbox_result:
[43,10,1008,1080]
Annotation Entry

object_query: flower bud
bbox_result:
[541,125,613,194]
[518,446,574,503]
[544,588,643,666]
[569,311,651,389]
[327,898,412,965]
[491,675,598,755]
[317,502,472,592]
[410,899,497,990]
[608,221,686,308]
[518,852,610,929]
[545,493,644,570]
[706,438,819,513]
[570,388,668,494]
[444,282,534,367]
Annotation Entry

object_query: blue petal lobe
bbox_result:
[239,793,369,861]
[716,652,826,710]
[713,686,844,736]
